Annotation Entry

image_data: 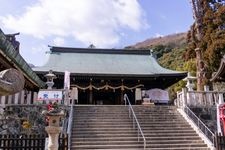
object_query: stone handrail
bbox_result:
[175,88,225,107]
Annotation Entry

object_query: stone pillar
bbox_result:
[45,111,64,150]
[70,87,78,104]
[219,93,224,104]
[20,90,25,104]
[27,91,32,104]
[7,95,12,104]
[45,126,62,150]
[14,92,19,104]
[182,88,187,107]
[33,92,38,104]
[204,85,210,106]
[1,96,6,105]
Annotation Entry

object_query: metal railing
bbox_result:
[66,100,74,150]
[183,106,215,145]
[124,94,146,150]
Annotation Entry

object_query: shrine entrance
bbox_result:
[77,88,135,105]
[93,90,117,105]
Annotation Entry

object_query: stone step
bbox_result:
[72,132,200,138]
[71,148,210,150]
[73,122,188,126]
[74,118,183,121]
[71,143,208,149]
[73,129,197,134]
[71,105,209,149]
[72,136,203,141]
[73,139,205,145]
[73,124,191,128]
[72,127,194,132]
[71,144,143,149]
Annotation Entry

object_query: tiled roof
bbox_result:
[0,29,45,88]
[34,46,186,78]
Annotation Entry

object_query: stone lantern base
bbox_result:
[45,126,62,150]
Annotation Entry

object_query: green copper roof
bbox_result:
[0,29,45,88]
[34,46,186,78]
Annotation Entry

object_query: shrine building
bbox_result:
[33,46,186,105]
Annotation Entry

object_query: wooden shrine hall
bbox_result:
[34,46,187,105]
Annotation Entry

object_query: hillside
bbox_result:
[126,32,190,100]
[126,32,187,49]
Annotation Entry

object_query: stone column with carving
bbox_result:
[44,110,64,150]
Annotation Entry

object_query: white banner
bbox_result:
[64,71,70,89]
[144,88,169,103]
[37,90,63,101]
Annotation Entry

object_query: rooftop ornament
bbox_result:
[45,70,56,89]
[183,72,197,91]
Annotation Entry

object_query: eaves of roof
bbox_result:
[0,29,45,88]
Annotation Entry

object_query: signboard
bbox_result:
[37,90,63,101]
[143,88,169,103]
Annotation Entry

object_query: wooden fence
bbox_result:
[215,133,225,150]
[0,134,68,150]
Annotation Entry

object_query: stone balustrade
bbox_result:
[176,88,225,108]
[0,90,38,106]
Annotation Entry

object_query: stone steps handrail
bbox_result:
[183,106,215,146]
[124,94,146,150]
[67,100,74,150]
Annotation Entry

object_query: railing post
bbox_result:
[182,88,187,108]
[138,129,140,141]
[124,94,146,149]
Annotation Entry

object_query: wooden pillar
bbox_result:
[120,90,124,105]
[89,90,93,104]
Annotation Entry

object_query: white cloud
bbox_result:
[30,44,46,55]
[53,37,65,46]
[0,0,148,47]
[154,33,164,38]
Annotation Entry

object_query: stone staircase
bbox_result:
[71,105,143,150]
[71,105,210,150]
[133,105,210,150]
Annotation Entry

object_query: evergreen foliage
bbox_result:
[186,0,225,73]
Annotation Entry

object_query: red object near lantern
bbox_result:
[219,104,225,135]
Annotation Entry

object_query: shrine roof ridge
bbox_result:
[50,46,151,55]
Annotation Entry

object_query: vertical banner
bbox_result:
[135,88,142,101]
[64,71,70,105]
[64,71,70,89]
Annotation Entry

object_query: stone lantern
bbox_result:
[45,70,56,89]
[183,72,197,91]
[45,110,64,150]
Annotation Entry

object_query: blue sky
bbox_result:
[0,0,193,66]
